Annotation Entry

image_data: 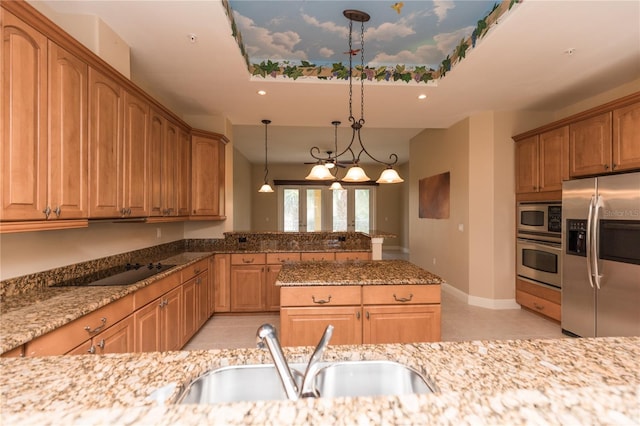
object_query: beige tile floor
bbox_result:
[183,290,565,351]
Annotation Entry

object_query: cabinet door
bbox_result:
[363,305,441,344]
[514,136,539,194]
[1,11,48,221]
[88,68,123,217]
[134,299,162,353]
[47,41,88,220]
[191,134,224,217]
[94,315,134,354]
[162,120,177,216]
[214,254,231,312]
[538,127,568,192]
[612,102,640,172]
[280,306,362,346]
[569,113,612,177]
[176,128,191,216]
[122,90,149,217]
[230,265,265,312]
[182,278,198,342]
[148,110,164,216]
[161,286,182,351]
[196,271,209,328]
[265,264,282,312]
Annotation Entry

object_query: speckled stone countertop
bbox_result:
[276,260,445,286]
[0,252,212,354]
[1,336,638,425]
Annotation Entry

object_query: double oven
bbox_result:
[516,202,562,289]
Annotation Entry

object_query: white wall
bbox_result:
[232,148,252,231]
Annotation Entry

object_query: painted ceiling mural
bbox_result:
[224,0,521,84]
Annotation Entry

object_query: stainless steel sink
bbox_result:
[177,363,305,404]
[314,360,436,398]
[177,360,435,404]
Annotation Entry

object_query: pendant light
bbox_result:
[258,119,274,193]
[329,121,344,190]
[305,9,403,184]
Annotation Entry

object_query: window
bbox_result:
[279,185,374,232]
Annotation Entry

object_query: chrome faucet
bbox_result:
[256,323,334,400]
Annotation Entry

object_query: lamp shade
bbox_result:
[258,183,274,193]
[305,164,335,180]
[376,168,404,184]
[329,181,344,190]
[342,165,370,182]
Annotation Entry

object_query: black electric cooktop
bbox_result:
[56,263,176,287]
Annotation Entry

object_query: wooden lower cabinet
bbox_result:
[363,305,441,344]
[67,315,134,355]
[516,279,561,322]
[280,284,441,346]
[230,265,265,312]
[134,286,182,353]
[265,264,283,312]
[280,306,362,347]
[214,254,231,312]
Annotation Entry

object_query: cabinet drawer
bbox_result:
[516,290,561,321]
[266,252,301,264]
[231,253,266,265]
[300,252,335,262]
[280,285,361,307]
[335,251,370,261]
[25,294,133,357]
[362,285,440,305]
[134,273,181,309]
[516,279,560,304]
[181,258,209,281]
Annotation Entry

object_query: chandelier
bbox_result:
[305,9,404,184]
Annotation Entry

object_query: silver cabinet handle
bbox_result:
[311,295,332,304]
[42,206,51,219]
[366,311,370,320]
[356,311,361,320]
[53,206,61,218]
[393,294,413,303]
[87,345,96,354]
[84,317,107,334]
[97,339,105,350]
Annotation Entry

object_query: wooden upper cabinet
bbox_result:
[191,131,227,219]
[569,112,612,178]
[161,120,177,216]
[1,10,48,221]
[515,128,567,195]
[538,126,568,192]
[122,90,150,217]
[176,129,191,216]
[514,136,539,194]
[612,101,640,172]
[88,68,123,218]
[149,110,164,217]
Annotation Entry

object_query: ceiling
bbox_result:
[31,0,640,166]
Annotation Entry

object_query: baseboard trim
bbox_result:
[442,283,521,310]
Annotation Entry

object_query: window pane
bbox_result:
[332,189,347,231]
[354,189,370,232]
[306,189,322,232]
[284,189,299,232]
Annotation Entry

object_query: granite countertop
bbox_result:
[0,252,212,354]
[1,336,638,425]
[276,260,445,286]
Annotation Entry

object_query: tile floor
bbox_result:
[183,290,565,351]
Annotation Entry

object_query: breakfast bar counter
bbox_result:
[1,336,638,425]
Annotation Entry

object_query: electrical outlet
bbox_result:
[156,228,161,239]
[239,237,247,243]
[432,257,436,265]
[338,236,346,242]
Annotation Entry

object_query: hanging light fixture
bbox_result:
[258,119,274,193]
[328,121,344,190]
[305,9,403,184]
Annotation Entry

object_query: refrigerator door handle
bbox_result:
[586,195,596,289]
[592,195,604,290]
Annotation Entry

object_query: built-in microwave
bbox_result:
[517,202,562,241]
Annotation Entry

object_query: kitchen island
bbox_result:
[277,260,444,346]
[1,336,638,424]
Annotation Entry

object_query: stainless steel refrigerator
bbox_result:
[562,172,640,337]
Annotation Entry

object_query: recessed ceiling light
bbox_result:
[418,94,427,100]
[257,90,267,96]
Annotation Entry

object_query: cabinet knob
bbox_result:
[603,164,609,170]
[97,339,105,350]
[356,311,361,320]
[53,206,61,218]
[365,311,370,320]
[612,163,618,170]
[42,206,51,219]
[87,346,96,354]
